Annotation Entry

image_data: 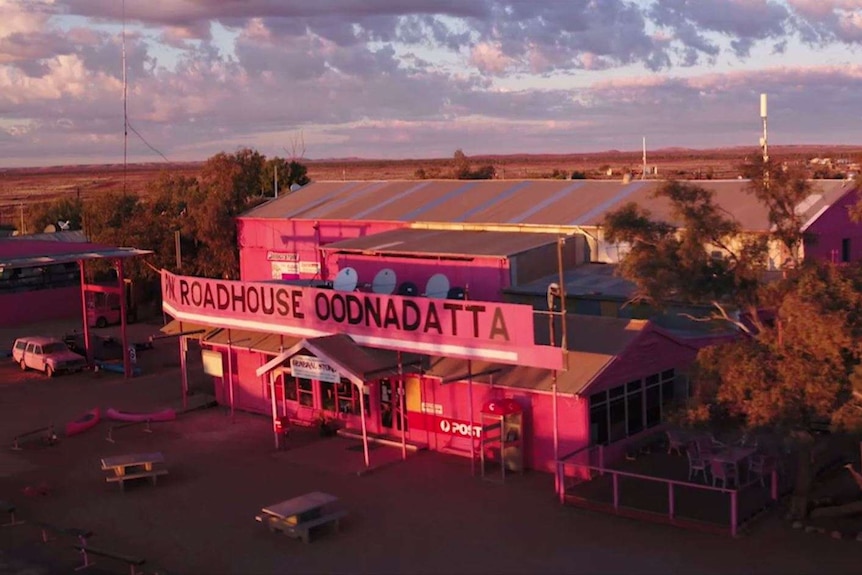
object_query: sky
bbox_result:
[1,0,861,168]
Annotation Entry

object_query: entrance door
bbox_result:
[379,378,407,432]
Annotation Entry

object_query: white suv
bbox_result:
[12,336,88,377]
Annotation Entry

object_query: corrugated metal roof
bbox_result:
[322,228,562,258]
[426,315,648,395]
[2,230,88,243]
[509,263,635,299]
[0,239,152,270]
[241,179,857,232]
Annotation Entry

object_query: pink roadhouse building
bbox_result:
[161,178,860,475]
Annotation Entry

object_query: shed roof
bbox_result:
[0,239,151,271]
[322,228,562,258]
[241,179,856,232]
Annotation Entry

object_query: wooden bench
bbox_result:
[11,425,57,451]
[36,521,92,545]
[255,509,347,544]
[74,544,146,575]
[105,468,169,491]
[0,500,24,527]
[105,419,153,443]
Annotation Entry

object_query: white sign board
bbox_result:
[201,349,224,377]
[290,355,339,383]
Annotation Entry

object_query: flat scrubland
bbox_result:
[1,145,860,225]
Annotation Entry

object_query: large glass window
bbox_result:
[588,369,679,445]
[626,380,643,435]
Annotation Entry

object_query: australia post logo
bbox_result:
[438,417,482,438]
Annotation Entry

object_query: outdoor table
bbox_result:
[100,452,167,492]
[712,446,757,483]
[257,491,345,543]
[261,491,338,525]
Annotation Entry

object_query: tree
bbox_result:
[453,149,470,178]
[26,196,84,233]
[690,262,862,518]
[261,157,310,197]
[452,149,494,180]
[604,161,862,519]
[604,180,767,322]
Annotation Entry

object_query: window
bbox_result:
[626,380,643,435]
[661,369,675,410]
[588,369,678,446]
[284,375,298,401]
[336,380,358,415]
[297,377,313,407]
[320,381,336,412]
[645,384,661,428]
[842,238,851,262]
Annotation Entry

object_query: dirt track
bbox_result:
[1,320,862,574]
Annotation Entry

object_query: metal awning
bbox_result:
[203,328,302,355]
[0,246,152,272]
[158,319,215,340]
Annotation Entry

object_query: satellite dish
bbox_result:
[397,281,418,296]
[372,268,397,294]
[447,287,466,300]
[333,267,358,292]
[58,220,71,230]
[43,224,56,233]
[425,273,450,299]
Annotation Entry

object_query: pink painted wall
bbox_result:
[0,286,82,327]
[327,253,509,302]
[584,325,699,396]
[238,218,405,282]
[407,380,589,472]
[804,189,862,263]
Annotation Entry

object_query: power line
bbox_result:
[127,121,170,162]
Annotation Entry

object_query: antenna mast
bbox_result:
[759,93,769,190]
[642,136,647,180]
[760,93,768,164]
[122,0,128,196]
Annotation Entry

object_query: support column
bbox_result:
[179,335,189,410]
[78,260,93,367]
[358,383,370,468]
[270,372,280,450]
[117,259,131,379]
[227,330,235,422]
[398,352,407,460]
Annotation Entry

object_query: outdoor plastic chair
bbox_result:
[711,460,738,488]
[747,454,775,487]
[666,429,688,455]
[686,449,709,482]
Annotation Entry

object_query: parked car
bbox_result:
[12,336,88,377]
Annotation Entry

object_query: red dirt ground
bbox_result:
[1,319,861,575]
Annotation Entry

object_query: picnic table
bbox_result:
[256,491,347,543]
[101,452,168,492]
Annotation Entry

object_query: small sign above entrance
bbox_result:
[290,355,339,383]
